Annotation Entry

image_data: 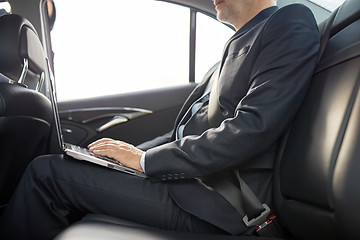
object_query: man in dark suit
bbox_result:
[0,0,320,239]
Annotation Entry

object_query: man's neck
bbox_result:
[233,1,276,31]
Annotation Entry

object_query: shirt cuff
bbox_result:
[140,151,146,174]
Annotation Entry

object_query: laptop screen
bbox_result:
[46,58,64,150]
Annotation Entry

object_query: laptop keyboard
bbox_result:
[66,143,121,165]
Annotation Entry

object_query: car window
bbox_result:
[309,0,345,11]
[51,0,189,101]
[195,12,234,82]
[50,0,234,101]
[0,1,11,15]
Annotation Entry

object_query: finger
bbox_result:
[95,139,125,148]
[89,144,133,160]
[90,140,132,151]
[87,138,107,148]
[88,138,114,147]
[92,146,129,163]
[91,142,136,155]
[92,149,119,161]
[88,138,116,148]
[89,141,124,151]
[92,148,116,155]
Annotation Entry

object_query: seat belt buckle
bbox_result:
[242,204,270,227]
[256,214,276,232]
[255,215,285,238]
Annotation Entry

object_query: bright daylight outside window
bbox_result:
[195,12,235,83]
[0,2,11,14]
[51,0,190,101]
[309,0,345,11]
[51,0,234,101]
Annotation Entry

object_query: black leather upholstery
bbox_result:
[273,0,360,239]
[0,14,46,89]
[56,220,282,240]
[55,0,360,239]
[0,14,52,208]
[0,85,52,207]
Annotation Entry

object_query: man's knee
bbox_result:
[27,154,63,181]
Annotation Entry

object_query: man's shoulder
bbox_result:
[272,3,315,19]
[264,4,318,32]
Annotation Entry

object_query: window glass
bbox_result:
[309,0,345,12]
[51,0,189,101]
[0,2,11,15]
[195,12,235,82]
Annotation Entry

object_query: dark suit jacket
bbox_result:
[137,4,320,235]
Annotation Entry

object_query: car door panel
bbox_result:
[58,84,196,146]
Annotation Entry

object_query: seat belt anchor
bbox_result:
[256,215,277,231]
[242,204,270,227]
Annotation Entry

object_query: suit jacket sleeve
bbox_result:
[136,131,173,151]
[145,5,320,182]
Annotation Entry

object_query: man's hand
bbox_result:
[88,138,144,173]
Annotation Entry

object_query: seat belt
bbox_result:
[317,7,339,64]
[206,67,271,228]
[208,67,223,128]
[206,172,271,227]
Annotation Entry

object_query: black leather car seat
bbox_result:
[0,14,47,90]
[55,0,360,239]
[273,0,360,238]
[0,14,52,211]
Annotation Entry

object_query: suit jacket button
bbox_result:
[179,173,185,179]
[161,175,167,181]
[167,174,173,180]
[173,174,179,180]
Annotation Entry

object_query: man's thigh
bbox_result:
[1,154,224,240]
[31,154,193,230]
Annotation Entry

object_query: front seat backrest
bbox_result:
[0,14,52,210]
[0,14,46,90]
[274,0,360,239]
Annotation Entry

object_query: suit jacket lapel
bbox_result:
[170,63,220,141]
[219,6,279,73]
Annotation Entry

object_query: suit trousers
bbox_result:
[0,154,224,240]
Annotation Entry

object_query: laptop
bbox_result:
[46,58,146,178]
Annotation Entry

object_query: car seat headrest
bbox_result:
[0,14,46,83]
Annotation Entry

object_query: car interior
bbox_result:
[0,0,360,239]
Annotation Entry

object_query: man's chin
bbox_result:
[216,14,231,26]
